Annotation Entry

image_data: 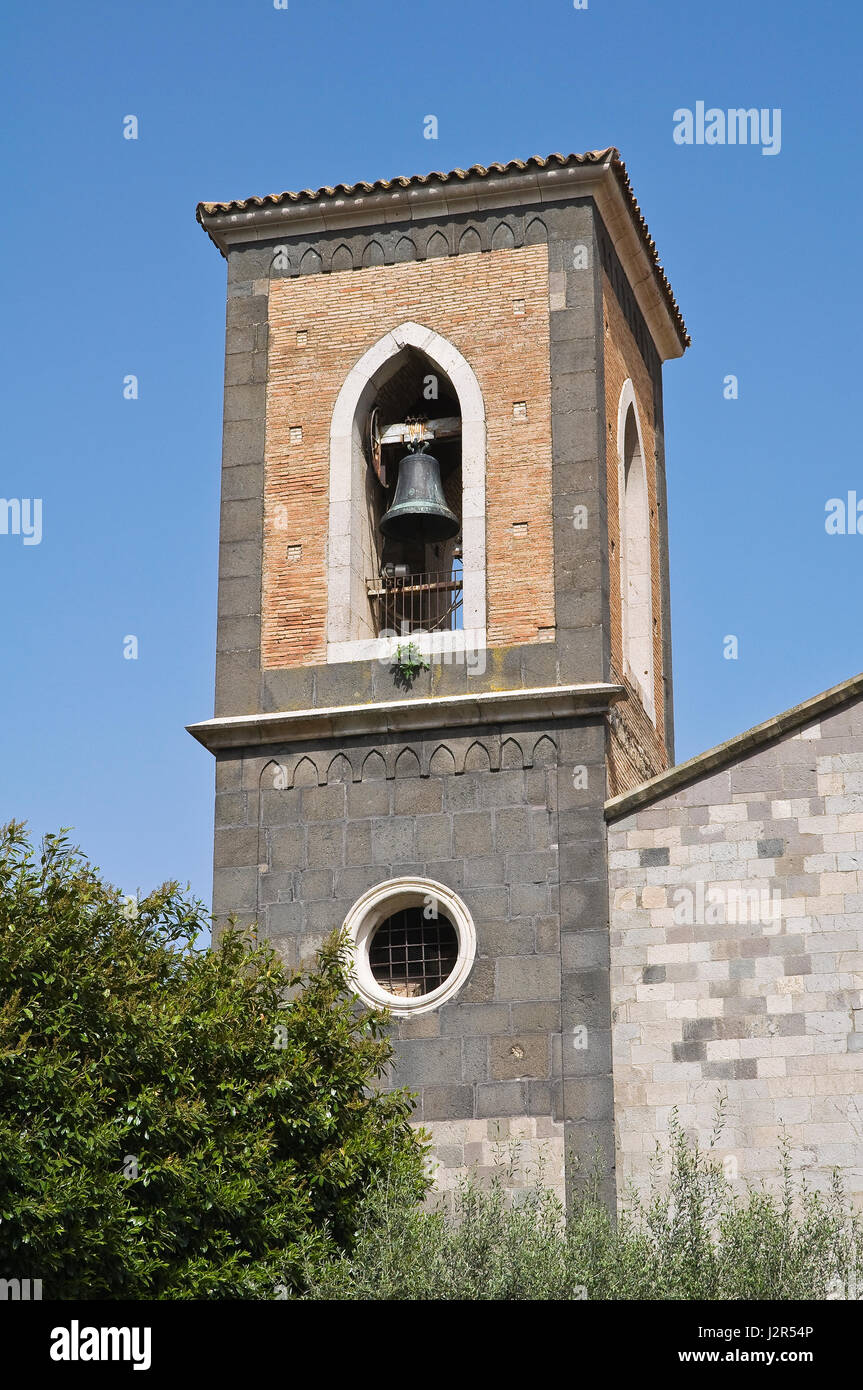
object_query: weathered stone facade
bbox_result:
[192,150,691,1210]
[192,151,863,1209]
[204,696,615,1202]
[607,679,863,1201]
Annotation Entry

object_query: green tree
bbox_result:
[0,822,427,1299]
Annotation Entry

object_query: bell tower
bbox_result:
[190,149,689,1206]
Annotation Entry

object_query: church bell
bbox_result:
[379,445,460,544]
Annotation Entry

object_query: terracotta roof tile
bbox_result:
[197,151,610,214]
[197,149,688,349]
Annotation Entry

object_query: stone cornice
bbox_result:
[605,670,863,821]
[187,682,627,753]
[197,155,687,362]
[200,160,609,243]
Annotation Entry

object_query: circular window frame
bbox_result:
[344,877,476,1016]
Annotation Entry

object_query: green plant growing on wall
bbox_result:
[391,641,430,690]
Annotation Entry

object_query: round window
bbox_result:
[344,878,476,1015]
[368,907,459,999]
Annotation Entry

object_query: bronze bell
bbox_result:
[379,446,459,543]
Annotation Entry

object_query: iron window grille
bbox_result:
[368,907,459,998]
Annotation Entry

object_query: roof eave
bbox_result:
[196,152,688,361]
[605,671,863,821]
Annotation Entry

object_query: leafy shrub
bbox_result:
[0,822,427,1299]
[302,1111,863,1301]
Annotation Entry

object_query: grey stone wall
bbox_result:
[214,712,614,1200]
[608,698,863,1204]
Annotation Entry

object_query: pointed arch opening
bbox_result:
[327,322,486,663]
[617,380,655,721]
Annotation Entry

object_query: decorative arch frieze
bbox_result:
[329,243,354,272]
[457,226,482,255]
[263,208,555,286]
[500,736,524,769]
[326,752,353,785]
[393,747,422,779]
[463,740,492,773]
[531,735,557,766]
[491,222,516,250]
[428,743,457,776]
[361,239,386,268]
[252,731,558,793]
[394,236,417,263]
[292,754,322,787]
[298,247,321,275]
[424,229,450,259]
[361,749,387,781]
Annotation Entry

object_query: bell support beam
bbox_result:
[378,416,461,447]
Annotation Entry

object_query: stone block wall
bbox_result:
[212,709,615,1200]
[426,1117,566,1207]
[607,698,863,1203]
[217,721,562,1120]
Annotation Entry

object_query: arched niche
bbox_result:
[327,322,487,664]
[617,379,655,720]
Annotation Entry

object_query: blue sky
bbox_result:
[1,0,860,912]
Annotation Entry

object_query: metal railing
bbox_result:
[367,569,463,634]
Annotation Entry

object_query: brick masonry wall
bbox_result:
[213,197,625,716]
[602,271,669,793]
[262,247,555,667]
[607,699,668,800]
[607,699,863,1203]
